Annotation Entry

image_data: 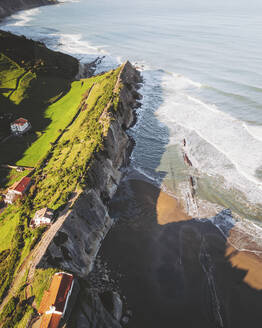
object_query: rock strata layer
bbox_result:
[38,61,142,276]
[37,62,142,326]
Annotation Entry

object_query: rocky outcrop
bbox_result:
[68,288,122,328]
[38,61,142,276]
[35,61,141,326]
[0,0,57,20]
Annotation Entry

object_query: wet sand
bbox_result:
[156,187,191,224]
[226,246,262,290]
[99,178,262,328]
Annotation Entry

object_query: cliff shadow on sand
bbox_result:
[92,69,262,328]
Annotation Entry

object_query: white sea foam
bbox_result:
[7,8,40,26]
[49,32,121,74]
[154,72,262,204]
[243,123,262,142]
[170,73,202,89]
[51,33,108,55]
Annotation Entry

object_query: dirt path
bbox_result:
[27,191,79,282]
[0,191,80,312]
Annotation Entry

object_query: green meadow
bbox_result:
[0,63,123,327]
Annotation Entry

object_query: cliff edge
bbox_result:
[34,61,142,327]
[0,26,142,327]
[0,0,57,20]
[38,61,142,275]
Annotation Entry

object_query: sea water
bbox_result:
[1,0,262,225]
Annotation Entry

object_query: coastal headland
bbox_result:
[0,2,262,328]
[0,27,142,327]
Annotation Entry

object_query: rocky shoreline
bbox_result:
[1,3,262,328]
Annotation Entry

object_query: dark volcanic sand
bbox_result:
[98,179,262,328]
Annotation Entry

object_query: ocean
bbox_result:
[1,0,261,224]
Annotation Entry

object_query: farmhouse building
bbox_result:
[39,308,62,328]
[4,176,32,204]
[38,272,74,328]
[30,207,54,228]
[10,117,31,135]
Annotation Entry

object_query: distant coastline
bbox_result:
[0,0,58,20]
[1,2,262,327]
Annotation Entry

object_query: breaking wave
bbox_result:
[4,8,40,26]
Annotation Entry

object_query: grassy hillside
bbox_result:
[0,62,124,327]
[0,30,79,188]
[0,29,127,327]
[16,80,88,166]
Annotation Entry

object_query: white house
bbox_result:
[30,207,54,227]
[10,118,31,135]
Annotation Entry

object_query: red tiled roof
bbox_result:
[38,273,74,315]
[12,118,28,126]
[9,180,20,190]
[40,312,62,328]
[12,176,31,194]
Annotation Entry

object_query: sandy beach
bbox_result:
[99,178,262,328]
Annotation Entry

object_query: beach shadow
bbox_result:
[96,69,262,328]
[99,178,262,328]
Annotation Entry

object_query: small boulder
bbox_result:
[99,291,123,321]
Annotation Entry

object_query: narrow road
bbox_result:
[27,191,80,282]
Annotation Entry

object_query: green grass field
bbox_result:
[31,67,121,211]
[17,79,90,166]
[0,64,124,327]
[0,208,20,253]
[0,54,25,91]
[0,52,76,173]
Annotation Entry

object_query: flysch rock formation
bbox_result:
[36,61,142,327]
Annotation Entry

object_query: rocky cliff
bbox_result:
[38,61,141,275]
[0,0,57,19]
[36,61,142,326]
